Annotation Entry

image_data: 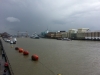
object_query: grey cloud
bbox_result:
[0,0,100,34]
[6,17,20,22]
[52,20,67,25]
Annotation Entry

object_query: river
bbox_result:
[2,38,100,75]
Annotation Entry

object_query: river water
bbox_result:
[2,38,100,75]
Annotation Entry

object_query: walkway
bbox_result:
[0,45,10,75]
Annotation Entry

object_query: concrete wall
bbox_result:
[0,39,14,75]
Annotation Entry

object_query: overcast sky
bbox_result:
[0,0,100,34]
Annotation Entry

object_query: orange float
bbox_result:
[18,48,24,53]
[15,47,19,50]
[31,54,39,61]
[23,51,29,55]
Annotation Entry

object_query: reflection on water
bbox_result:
[2,38,100,75]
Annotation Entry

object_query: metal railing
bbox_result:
[0,39,14,75]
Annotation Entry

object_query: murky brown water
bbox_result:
[2,38,100,75]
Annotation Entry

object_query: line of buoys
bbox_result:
[15,47,39,61]
[15,47,28,55]
[14,47,58,74]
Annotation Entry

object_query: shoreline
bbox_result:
[0,39,13,75]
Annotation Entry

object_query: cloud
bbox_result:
[0,0,100,34]
[6,17,20,22]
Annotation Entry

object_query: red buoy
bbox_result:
[18,48,24,53]
[15,47,19,50]
[4,62,8,67]
[31,54,39,61]
[23,51,29,55]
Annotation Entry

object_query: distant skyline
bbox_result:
[0,0,100,34]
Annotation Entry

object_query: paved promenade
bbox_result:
[0,40,10,75]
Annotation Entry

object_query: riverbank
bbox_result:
[0,39,11,75]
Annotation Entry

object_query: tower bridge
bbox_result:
[17,31,29,37]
